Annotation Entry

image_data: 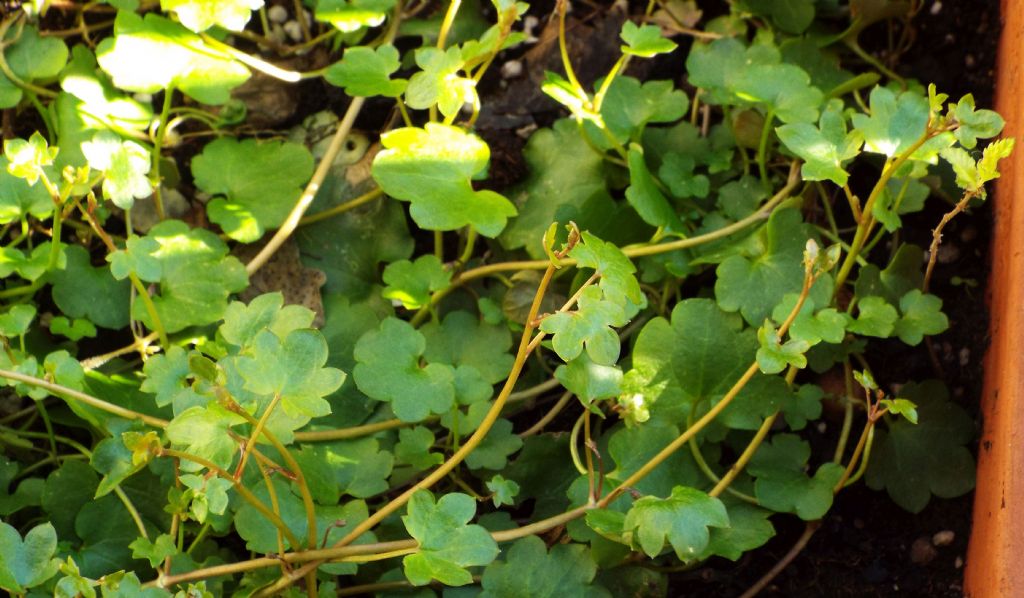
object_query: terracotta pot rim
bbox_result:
[963,0,1023,595]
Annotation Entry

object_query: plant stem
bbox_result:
[409,163,801,326]
[246,96,366,276]
[0,368,169,428]
[709,412,777,499]
[150,83,175,221]
[436,0,461,50]
[233,393,282,480]
[923,190,976,292]
[161,448,303,550]
[833,132,935,292]
[599,260,813,508]
[739,521,821,598]
[518,390,573,438]
[229,397,319,553]
[296,187,384,226]
[757,109,775,186]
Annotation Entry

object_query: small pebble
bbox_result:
[933,530,956,546]
[516,123,538,139]
[911,537,938,565]
[267,5,288,24]
[816,422,827,434]
[501,60,523,79]
[966,54,976,68]
[959,348,970,367]
[937,243,960,264]
[930,1,943,15]
[523,16,540,43]
[283,20,303,42]
[955,556,964,569]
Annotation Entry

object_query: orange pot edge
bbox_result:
[964,1,1024,595]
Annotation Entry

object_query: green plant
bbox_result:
[0,1,1009,596]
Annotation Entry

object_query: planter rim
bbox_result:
[964,0,1024,595]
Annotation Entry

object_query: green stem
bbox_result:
[161,448,302,550]
[228,396,319,552]
[518,390,573,438]
[832,131,936,292]
[757,109,775,186]
[600,263,814,508]
[408,162,801,327]
[151,83,175,221]
[246,96,367,276]
[233,393,282,480]
[843,425,875,486]
[297,187,384,226]
[436,0,462,49]
[35,399,58,459]
[0,368,169,427]
[127,274,169,349]
[185,522,211,555]
[457,227,478,265]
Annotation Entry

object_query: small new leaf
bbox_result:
[881,398,919,424]
[406,46,475,118]
[777,100,862,185]
[539,286,627,365]
[569,231,644,309]
[623,486,729,560]
[129,533,177,567]
[951,93,1005,149]
[620,21,678,57]
[325,45,408,97]
[847,296,898,338]
[382,255,452,310]
[81,131,152,209]
[756,320,810,374]
[486,475,520,507]
[4,132,57,185]
[402,491,499,586]
[894,290,948,346]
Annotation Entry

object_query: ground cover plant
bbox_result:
[0,0,1011,596]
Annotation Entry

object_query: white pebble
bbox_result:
[283,20,303,42]
[930,1,943,15]
[933,530,955,546]
[523,16,540,43]
[501,60,523,79]
[268,5,288,24]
